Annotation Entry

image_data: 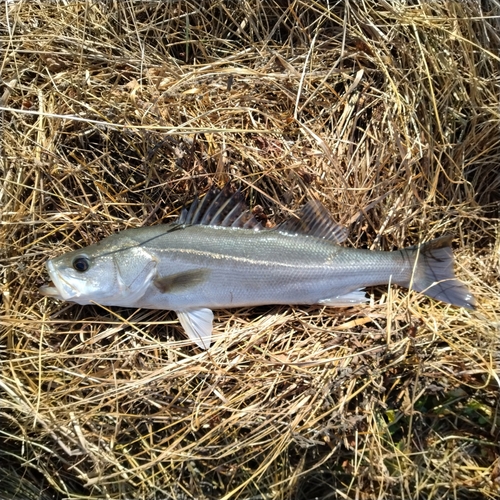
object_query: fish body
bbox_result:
[40,188,475,348]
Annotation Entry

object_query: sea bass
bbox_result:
[40,187,475,348]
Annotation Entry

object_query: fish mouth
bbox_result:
[39,260,79,301]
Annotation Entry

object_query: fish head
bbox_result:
[40,236,157,306]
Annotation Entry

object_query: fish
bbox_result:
[40,186,476,349]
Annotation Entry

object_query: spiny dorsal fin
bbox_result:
[277,200,348,243]
[176,185,262,230]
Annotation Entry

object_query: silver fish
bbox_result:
[40,187,475,348]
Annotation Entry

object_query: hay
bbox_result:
[1,1,499,499]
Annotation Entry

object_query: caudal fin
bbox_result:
[402,235,476,309]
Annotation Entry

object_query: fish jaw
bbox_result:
[39,259,84,302]
[39,284,62,299]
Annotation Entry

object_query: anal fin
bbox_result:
[318,290,368,307]
[176,308,214,349]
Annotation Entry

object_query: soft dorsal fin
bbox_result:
[277,200,348,243]
[176,185,262,230]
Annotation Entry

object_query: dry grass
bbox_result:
[1,1,499,499]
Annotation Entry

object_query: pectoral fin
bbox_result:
[176,308,214,349]
[154,269,210,293]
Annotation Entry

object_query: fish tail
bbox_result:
[401,235,476,309]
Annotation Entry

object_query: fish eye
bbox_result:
[72,256,90,272]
